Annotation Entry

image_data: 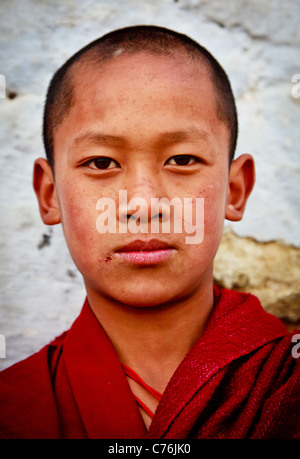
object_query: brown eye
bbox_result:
[166,155,199,166]
[88,157,120,170]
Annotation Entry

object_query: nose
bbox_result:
[117,168,169,228]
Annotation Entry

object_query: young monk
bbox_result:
[0,25,299,439]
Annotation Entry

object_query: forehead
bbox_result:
[54,51,229,159]
[70,50,214,102]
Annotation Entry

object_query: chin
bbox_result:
[110,286,177,309]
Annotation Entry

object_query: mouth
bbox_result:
[113,239,177,265]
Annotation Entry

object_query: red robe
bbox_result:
[0,286,300,439]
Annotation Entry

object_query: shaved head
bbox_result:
[43,25,238,170]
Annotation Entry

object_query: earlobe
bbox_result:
[225,154,255,222]
[33,158,61,225]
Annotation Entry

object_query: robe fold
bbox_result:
[1,286,300,439]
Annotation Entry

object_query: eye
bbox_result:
[85,156,120,170]
[165,155,200,166]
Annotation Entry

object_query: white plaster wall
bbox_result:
[0,0,299,369]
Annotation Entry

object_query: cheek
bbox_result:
[191,179,227,255]
[190,174,227,217]
[205,184,226,228]
[58,186,100,259]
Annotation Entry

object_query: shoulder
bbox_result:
[249,332,300,438]
[0,331,67,439]
[211,286,300,405]
[0,330,67,383]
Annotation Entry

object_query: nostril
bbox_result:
[126,213,136,220]
[150,212,163,220]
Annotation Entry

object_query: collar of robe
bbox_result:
[62,285,287,439]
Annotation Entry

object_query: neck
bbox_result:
[86,280,214,393]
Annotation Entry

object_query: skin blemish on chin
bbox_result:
[99,254,113,263]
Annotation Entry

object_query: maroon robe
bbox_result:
[1,286,300,439]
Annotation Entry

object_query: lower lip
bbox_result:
[115,248,176,265]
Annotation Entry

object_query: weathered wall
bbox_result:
[0,0,299,369]
[214,227,300,327]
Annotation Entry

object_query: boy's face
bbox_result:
[40,52,239,307]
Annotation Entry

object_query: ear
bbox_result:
[33,158,61,225]
[225,154,255,221]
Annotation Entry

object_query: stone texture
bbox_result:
[214,227,300,324]
[180,0,300,45]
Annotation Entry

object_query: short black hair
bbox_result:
[43,25,238,170]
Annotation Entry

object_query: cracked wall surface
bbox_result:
[214,227,300,328]
[0,0,299,369]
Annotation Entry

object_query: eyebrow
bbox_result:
[155,127,209,147]
[70,126,210,151]
[71,132,126,148]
